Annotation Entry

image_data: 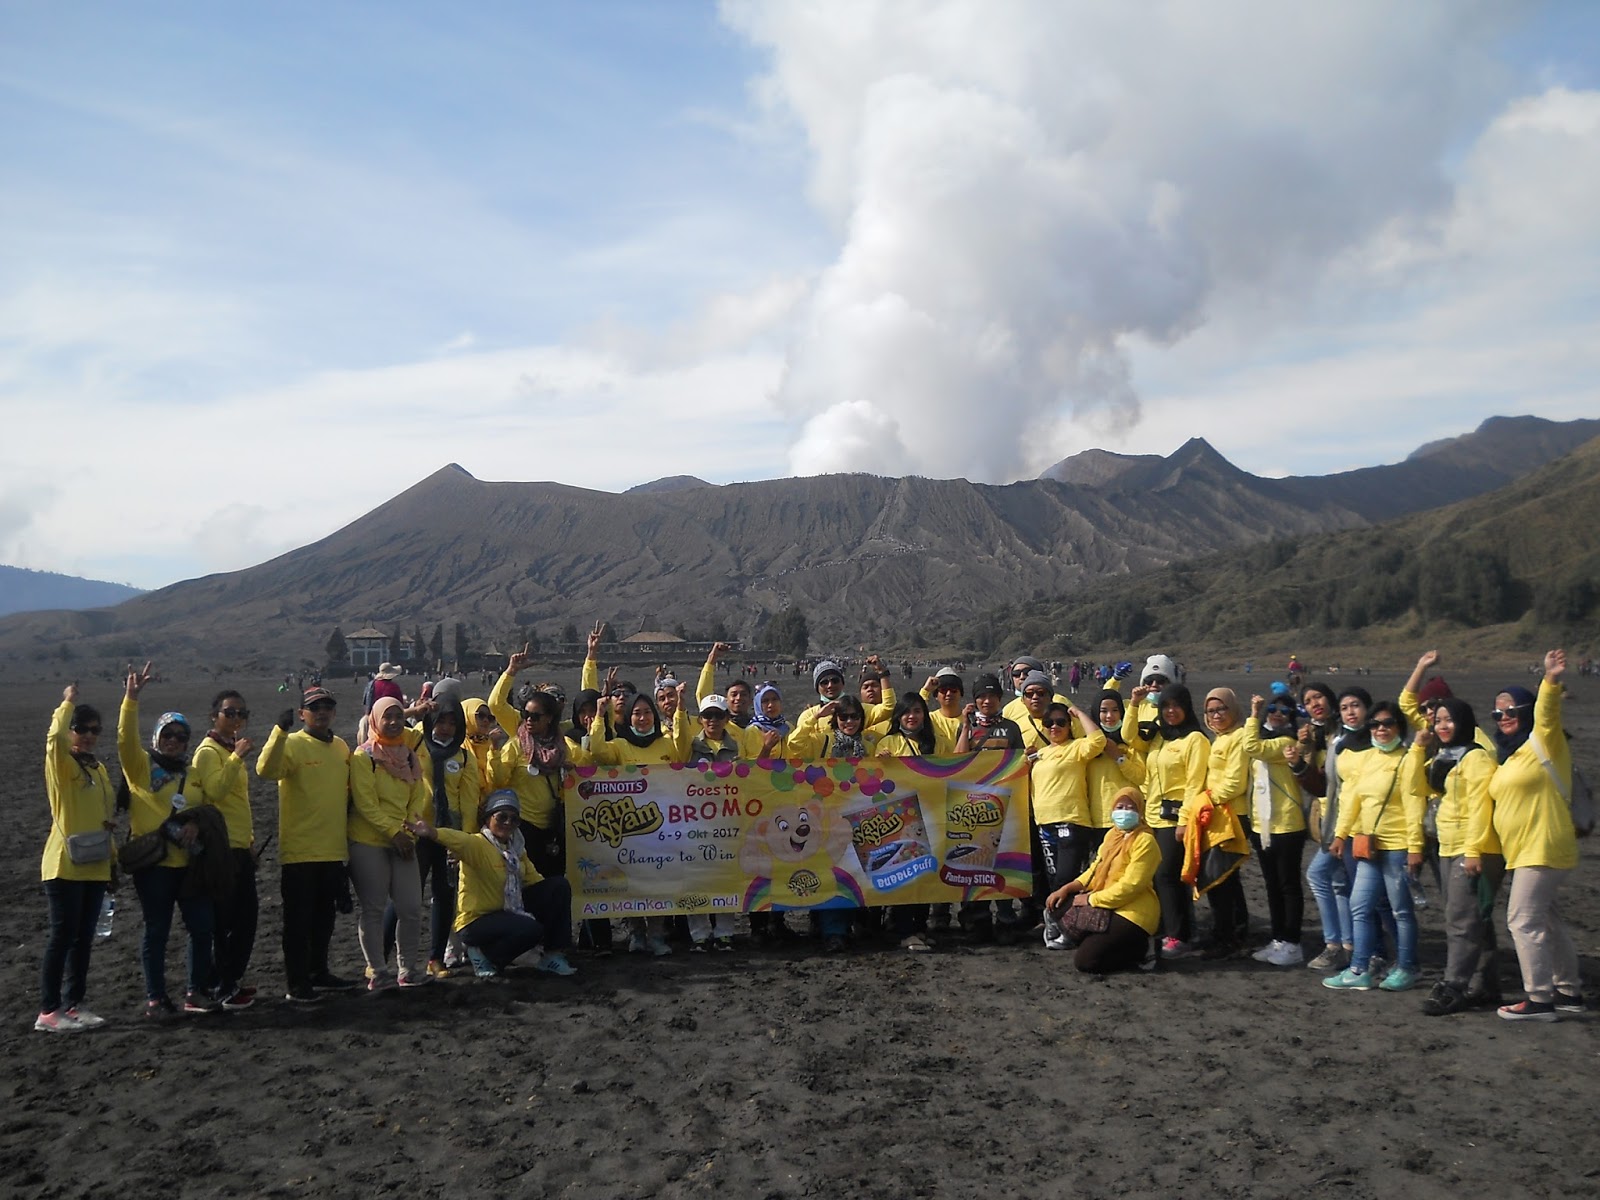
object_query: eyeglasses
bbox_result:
[1043,718,1070,728]
[219,707,249,719]
[1204,707,1230,716]
[1368,718,1399,730]
[73,725,102,735]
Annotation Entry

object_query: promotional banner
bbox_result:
[565,751,1032,917]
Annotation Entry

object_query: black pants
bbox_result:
[213,848,259,992]
[461,878,574,970]
[1205,869,1249,946]
[280,861,344,989]
[40,878,105,1014]
[1074,912,1149,974]
[890,904,928,937]
[1152,826,1192,942]
[1249,828,1307,944]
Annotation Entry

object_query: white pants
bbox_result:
[687,913,736,941]
[1505,865,1581,1003]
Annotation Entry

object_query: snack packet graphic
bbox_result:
[941,782,1008,887]
[843,791,935,892]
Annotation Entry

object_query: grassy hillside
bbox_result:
[956,433,1600,660]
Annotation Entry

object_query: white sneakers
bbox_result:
[1251,940,1306,967]
[35,1007,105,1033]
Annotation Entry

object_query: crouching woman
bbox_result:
[407,790,575,979]
[1044,787,1160,974]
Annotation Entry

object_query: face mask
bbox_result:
[1111,808,1140,832]
[1145,690,1163,708]
[1375,735,1403,752]
[1100,720,1121,733]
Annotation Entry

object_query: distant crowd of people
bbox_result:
[36,624,1587,1032]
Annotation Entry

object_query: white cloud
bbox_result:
[722,0,1568,480]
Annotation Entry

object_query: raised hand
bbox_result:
[507,643,531,674]
[125,661,154,699]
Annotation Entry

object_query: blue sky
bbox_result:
[2,1,1597,590]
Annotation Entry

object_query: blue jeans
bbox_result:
[1307,845,1353,945]
[40,879,105,1014]
[1351,850,1418,973]
[132,865,215,1000]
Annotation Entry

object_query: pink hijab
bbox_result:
[362,697,421,783]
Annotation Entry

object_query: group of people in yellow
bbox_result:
[35,627,1585,1032]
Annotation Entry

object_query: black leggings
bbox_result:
[1074,912,1150,974]
[1250,828,1307,943]
[1152,826,1192,942]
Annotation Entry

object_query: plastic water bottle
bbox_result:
[1407,873,1428,910]
[95,894,116,940]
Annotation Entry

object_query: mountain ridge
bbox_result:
[2,416,1595,669]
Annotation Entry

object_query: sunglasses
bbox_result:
[306,701,336,713]
[1492,708,1524,722]
[488,809,517,822]
[1024,690,1051,700]
[72,725,102,735]
[1043,718,1070,729]
[608,689,630,698]
[219,707,250,719]
[935,683,961,692]
[1144,676,1169,686]
[1368,718,1399,730]
[1011,669,1030,677]
[158,729,190,741]
[522,711,546,721]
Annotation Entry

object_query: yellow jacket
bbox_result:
[1123,713,1209,830]
[1489,680,1578,870]
[117,698,189,870]
[1075,828,1160,934]
[461,696,501,795]
[1399,688,1498,756]
[1334,745,1427,853]
[42,699,115,883]
[874,724,963,758]
[1431,745,1499,859]
[190,733,254,850]
[486,673,567,828]
[433,826,544,931]
[1029,729,1109,826]
[1085,740,1144,828]
[1238,719,1308,836]
[587,717,693,766]
[256,726,351,865]
[411,733,483,832]
[348,748,428,849]
[1194,725,1249,823]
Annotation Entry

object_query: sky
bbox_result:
[2,0,1598,590]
